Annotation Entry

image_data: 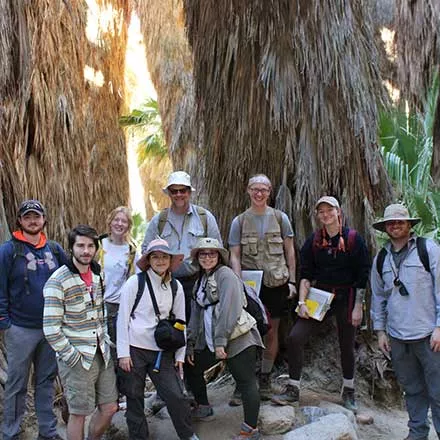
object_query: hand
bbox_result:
[430,327,440,352]
[351,303,363,327]
[377,331,390,354]
[298,303,310,319]
[186,354,195,366]
[119,357,133,372]
[288,283,297,299]
[175,361,184,379]
[215,346,227,359]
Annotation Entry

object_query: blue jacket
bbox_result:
[0,237,68,329]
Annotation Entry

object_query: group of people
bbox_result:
[0,170,439,440]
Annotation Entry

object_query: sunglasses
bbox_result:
[393,277,409,296]
[168,188,190,195]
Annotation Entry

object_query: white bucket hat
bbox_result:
[372,204,421,232]
[163,171,195,195]
[315,196,340,210]
[190,237,229,265]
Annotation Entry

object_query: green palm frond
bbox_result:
[379,71,440,240]
[120,98,167,162]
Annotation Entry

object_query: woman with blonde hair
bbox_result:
[97,206,139,355]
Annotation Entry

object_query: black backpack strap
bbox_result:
[11,239,29,294]
[376,247,387,279]
[130,272,146,319]
[416,237,430,273]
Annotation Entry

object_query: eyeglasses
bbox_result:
[168,187,190,195]
[249,188,270,194]
[393,277,409,296]
[198,251,218,258]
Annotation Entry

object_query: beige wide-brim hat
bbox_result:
[190,237,229,265]
[162,171,196,195]
[372,203,421,232]
[137,238,184,272]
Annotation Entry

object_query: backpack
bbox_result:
[376,236,430,279]
[158,206,208,236]
[242,283,270,337]
[311,228,357,257]
[130,272,179,319]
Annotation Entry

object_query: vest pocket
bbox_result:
[241,236,258,256]
[267,236,284,255]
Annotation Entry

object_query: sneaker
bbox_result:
[181,435,200,440]
[341,386,358,413]
[191,404,215,422]
[232,422,262,439]
[271,383,299,406]
[229,388,243,407]
[258,373,272,401]
[402,436,428,440]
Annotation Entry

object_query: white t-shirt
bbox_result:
[102,238,138,303]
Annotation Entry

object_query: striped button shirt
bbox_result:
[43,263,111,370]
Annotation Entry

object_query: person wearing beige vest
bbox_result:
[229,174,296,401]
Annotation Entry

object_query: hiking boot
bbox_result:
[229,388,243,407]
[258,373,272,401]
[341,386,358,413]
[232,422,262,439]
[191,404,215,422]
[271,383,299,406]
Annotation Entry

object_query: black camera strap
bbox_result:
[144,272,175,320]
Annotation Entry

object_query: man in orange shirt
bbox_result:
[0,200,67,440]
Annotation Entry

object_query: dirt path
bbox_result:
[17,382,438,439]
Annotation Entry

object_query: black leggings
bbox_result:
[184,346,260,427]
[287,305,356,380]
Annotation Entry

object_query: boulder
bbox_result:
[319,401,357,425]
[283,413,358,440]
[259,404,295,435]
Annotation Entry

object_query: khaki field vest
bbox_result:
[239,207,289,288]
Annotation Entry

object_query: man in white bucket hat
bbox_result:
[142,171,222,322]
[371,203,440,440]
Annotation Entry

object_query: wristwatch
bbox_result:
[288,280,296,286]
[298,301,306,306]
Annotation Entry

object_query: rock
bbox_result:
[356,413,374,425]
[283,413,358,440]
[320,401,357,425]
[296,406,327,424]
[155,405,171,420]
[259,404,295,435]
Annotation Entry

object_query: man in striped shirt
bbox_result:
[43,225,118,440]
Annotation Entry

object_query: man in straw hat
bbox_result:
[142,171,222,322]
[371,203,440,440]
[0,200,67,440]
